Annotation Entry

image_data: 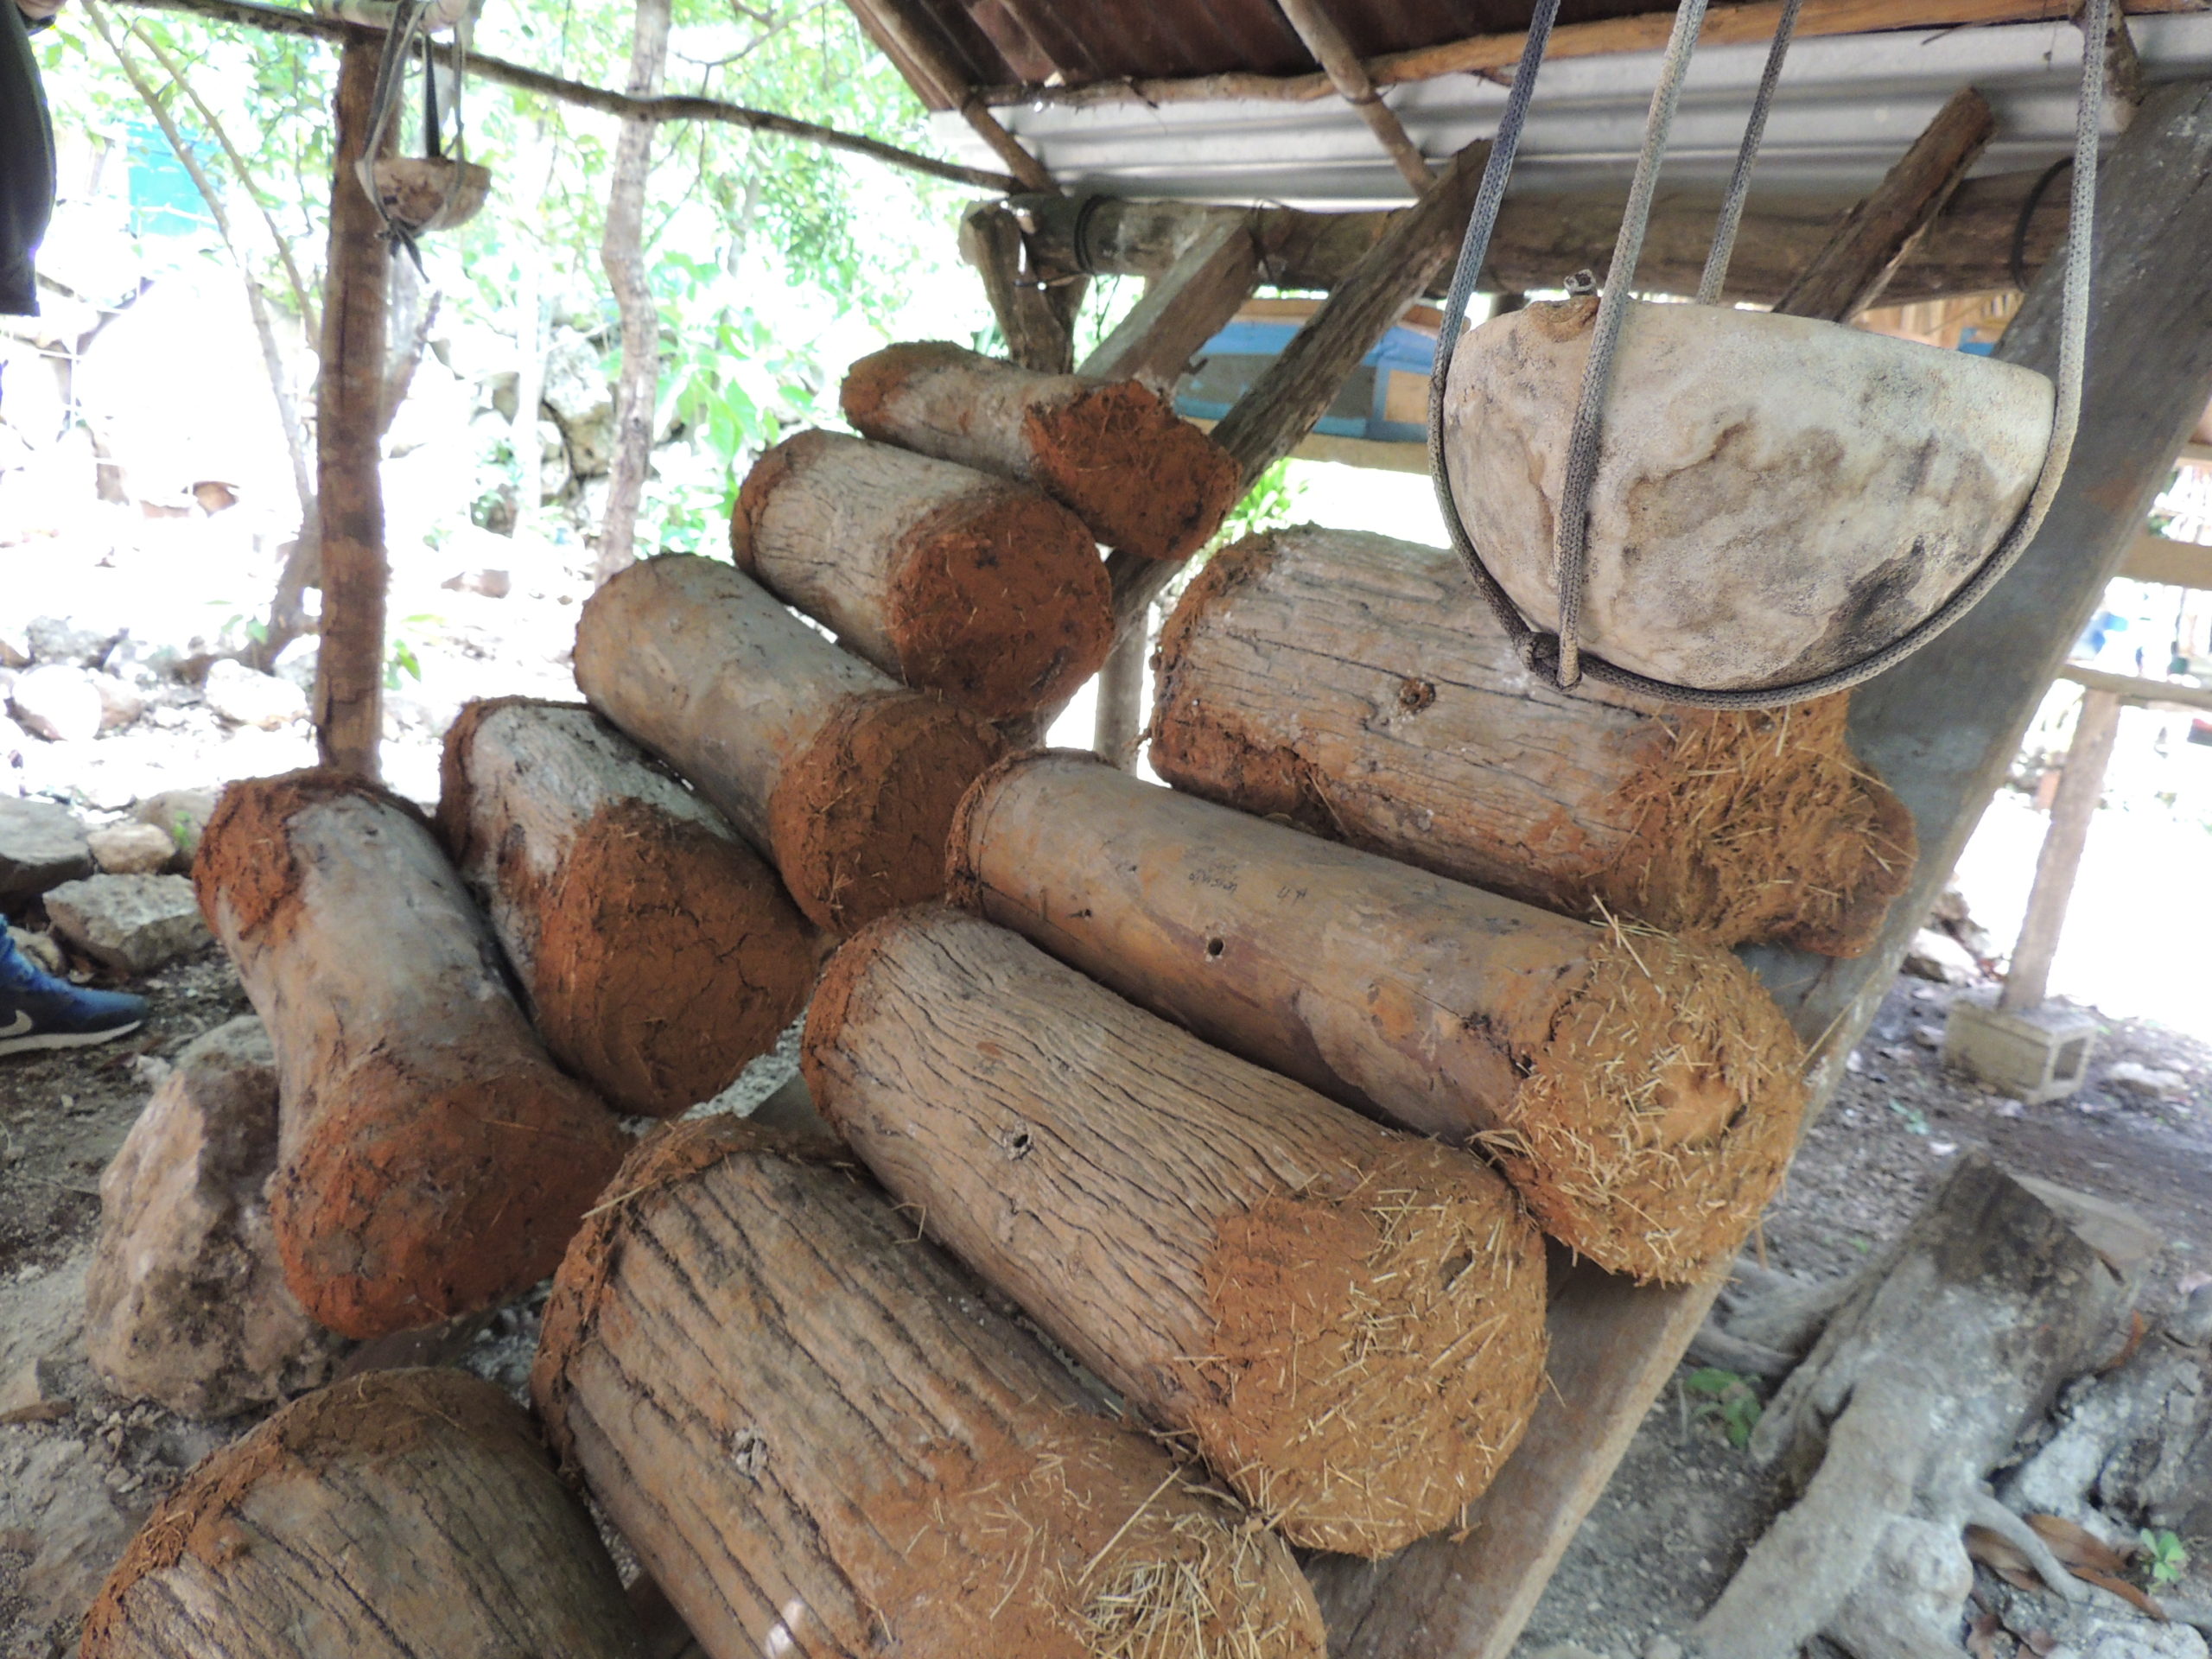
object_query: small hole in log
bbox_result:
[1397,677,1436,713]
[1007,1129,1033,1159]
[730,1427,766,1478]
[1205,938,1225,958]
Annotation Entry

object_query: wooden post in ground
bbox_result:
[1999,686,2123,1011]
[312,32,390,779]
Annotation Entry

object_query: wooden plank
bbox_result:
[2120,528,2212,588]
[1999,686,2123,1011]
[1276,0,1435,190]
[1013,166,2075,308]
[1306,76,2212,1659]
[2060,663,2212,712]
[1773,86,1995,321]
[976,0,2197,108]
[1080,217,1264,387]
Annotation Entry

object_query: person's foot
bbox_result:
[0,933,147,1057]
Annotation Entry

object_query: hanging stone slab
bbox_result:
[46,873,211,975]
[0,796,92,903]
[1443,297,2056,691]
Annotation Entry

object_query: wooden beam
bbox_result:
[1012,166,2075,308]
[312,30,389,780]
[841,0,1057,192]
[1275,0,1435,191]
[974,0,2196,109]
[1079,217,1264,387]
[1999,685,2122,1011]
[1091,628,1147,770]
[959,201,1084,374]
[2060,662,2212,711]
[1773,86,1995,320]
[108,0,1023,193]
[2119,528,2212,589]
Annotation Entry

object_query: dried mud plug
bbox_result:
[1443,297,2056,692]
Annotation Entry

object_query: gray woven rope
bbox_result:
[1697,0,1805,306]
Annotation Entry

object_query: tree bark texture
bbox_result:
[804,906,1547,1557]
[950,752,1808,1284]
[574,555,1003,934]
[731,430,1113,720]
[842,341,1238,561]
[194,770,629,1339]
[531,1118,1327,1659]
[83,1369,645,1658]
[312,33,391,779]
[1149,527,1915,956]
[437,698,819,1117]
[594,0,672,586]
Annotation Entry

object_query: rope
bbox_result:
[1697,0,1803,305]
[1553,0,1713,687]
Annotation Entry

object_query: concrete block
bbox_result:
[1942,998,2101,1103]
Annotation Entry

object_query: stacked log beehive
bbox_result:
[137,340,1908,1656]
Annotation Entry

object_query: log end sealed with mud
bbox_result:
[804,905,1549,1554]
[842,340,1240,561]
[951,750,1811,1284]
[574,555,1005,935]
[196,769,630,1338]
[1150,526,1917,956]
[532,1116,1326,1659]
[732,429,1113,719]
[439,697,821,1116]
[83,1368,645,1659]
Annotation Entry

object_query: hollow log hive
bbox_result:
[532,1117,1327,1659]
[83,1368,645,1658]
[438,696,820,1116]
[1151,525,1916,955]
[952,751,1809,1282]
[732,429,1114,719]
[574,552,1003,934]
[804,904,1548,1554]
[194,768,629,1339]
[842,340,1241,560]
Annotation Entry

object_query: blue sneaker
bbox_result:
[0,932,148,1057]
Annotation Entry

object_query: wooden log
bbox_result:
[437,697,820,1117]
[1999,685,2123,1012]
[531,1117,1327,1659]
[950,752,1808,1283]
[803,905,1548,1557]
[83,1368,643,1658]
[842,340,1239,561]
[1275,0,1433,190]
[194,769,629,1338]
[573,554,1003,934]
[1149,526,1916,956]
[730,429,1112,720]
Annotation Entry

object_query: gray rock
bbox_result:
[1987,1580,2209,1659]
[2106,1062,2190,1102]
[1903,927,1982,985]
[44,872,209,974]
[101,632,187,687]
[10,662,104,742]
[542,328,615,475]
[9,925,64,973]
[85,1017,346,1418]
[90,670,143,730]
[270,636,318,693]
[0,623,25,667]
[133,786,219,861]
[1643,1637,1684,1659]
[27,613,124,667]
[0,1356,68,1423]
[1827,1514,1974,1659]
[2,1433,135,1648]
[2170,1285,2212,1348]
[442,567,512,598]
[202,658,308,729]
[0,795,92,902]
[87,822,177,875]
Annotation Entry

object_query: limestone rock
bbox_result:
[0,1356,68,1423]
[1903,927,1982,985]
[134,786,219,861]
[542,328,616,476]
[85,1017,346,1418]
[44,872,210,974]
[0,795,92,902]
[202,657,308,728]
[91,670,143,731]
[0,1433,136,1649]
[10,662,104,742]
[2106,1062,2190,1102]
[88,822,177,875]
[26,613,124,667]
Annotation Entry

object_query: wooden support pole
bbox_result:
[836,0,1057,192]
[2062,661,2212,709]
[958,201,1084,374]
[312,33,390,779]
[1078,217,1264,388]
[1773,86,1996,321]
[1091,624,1146,769]
[1999,686,2123,1012]
[1275,0,1434,190]
[1308,76,2212,1659]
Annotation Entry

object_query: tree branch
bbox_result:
[104,0,1025,194]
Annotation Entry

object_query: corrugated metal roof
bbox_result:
[931,13,2212,207]
[861,0,1672,101]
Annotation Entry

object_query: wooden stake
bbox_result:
[1773,86,1996,321]
[1999,686,2122,1011]
[1275,0,1434,190]
[1091,623,1146,771]
[312,32,389,779]
[959,201,1084,375]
